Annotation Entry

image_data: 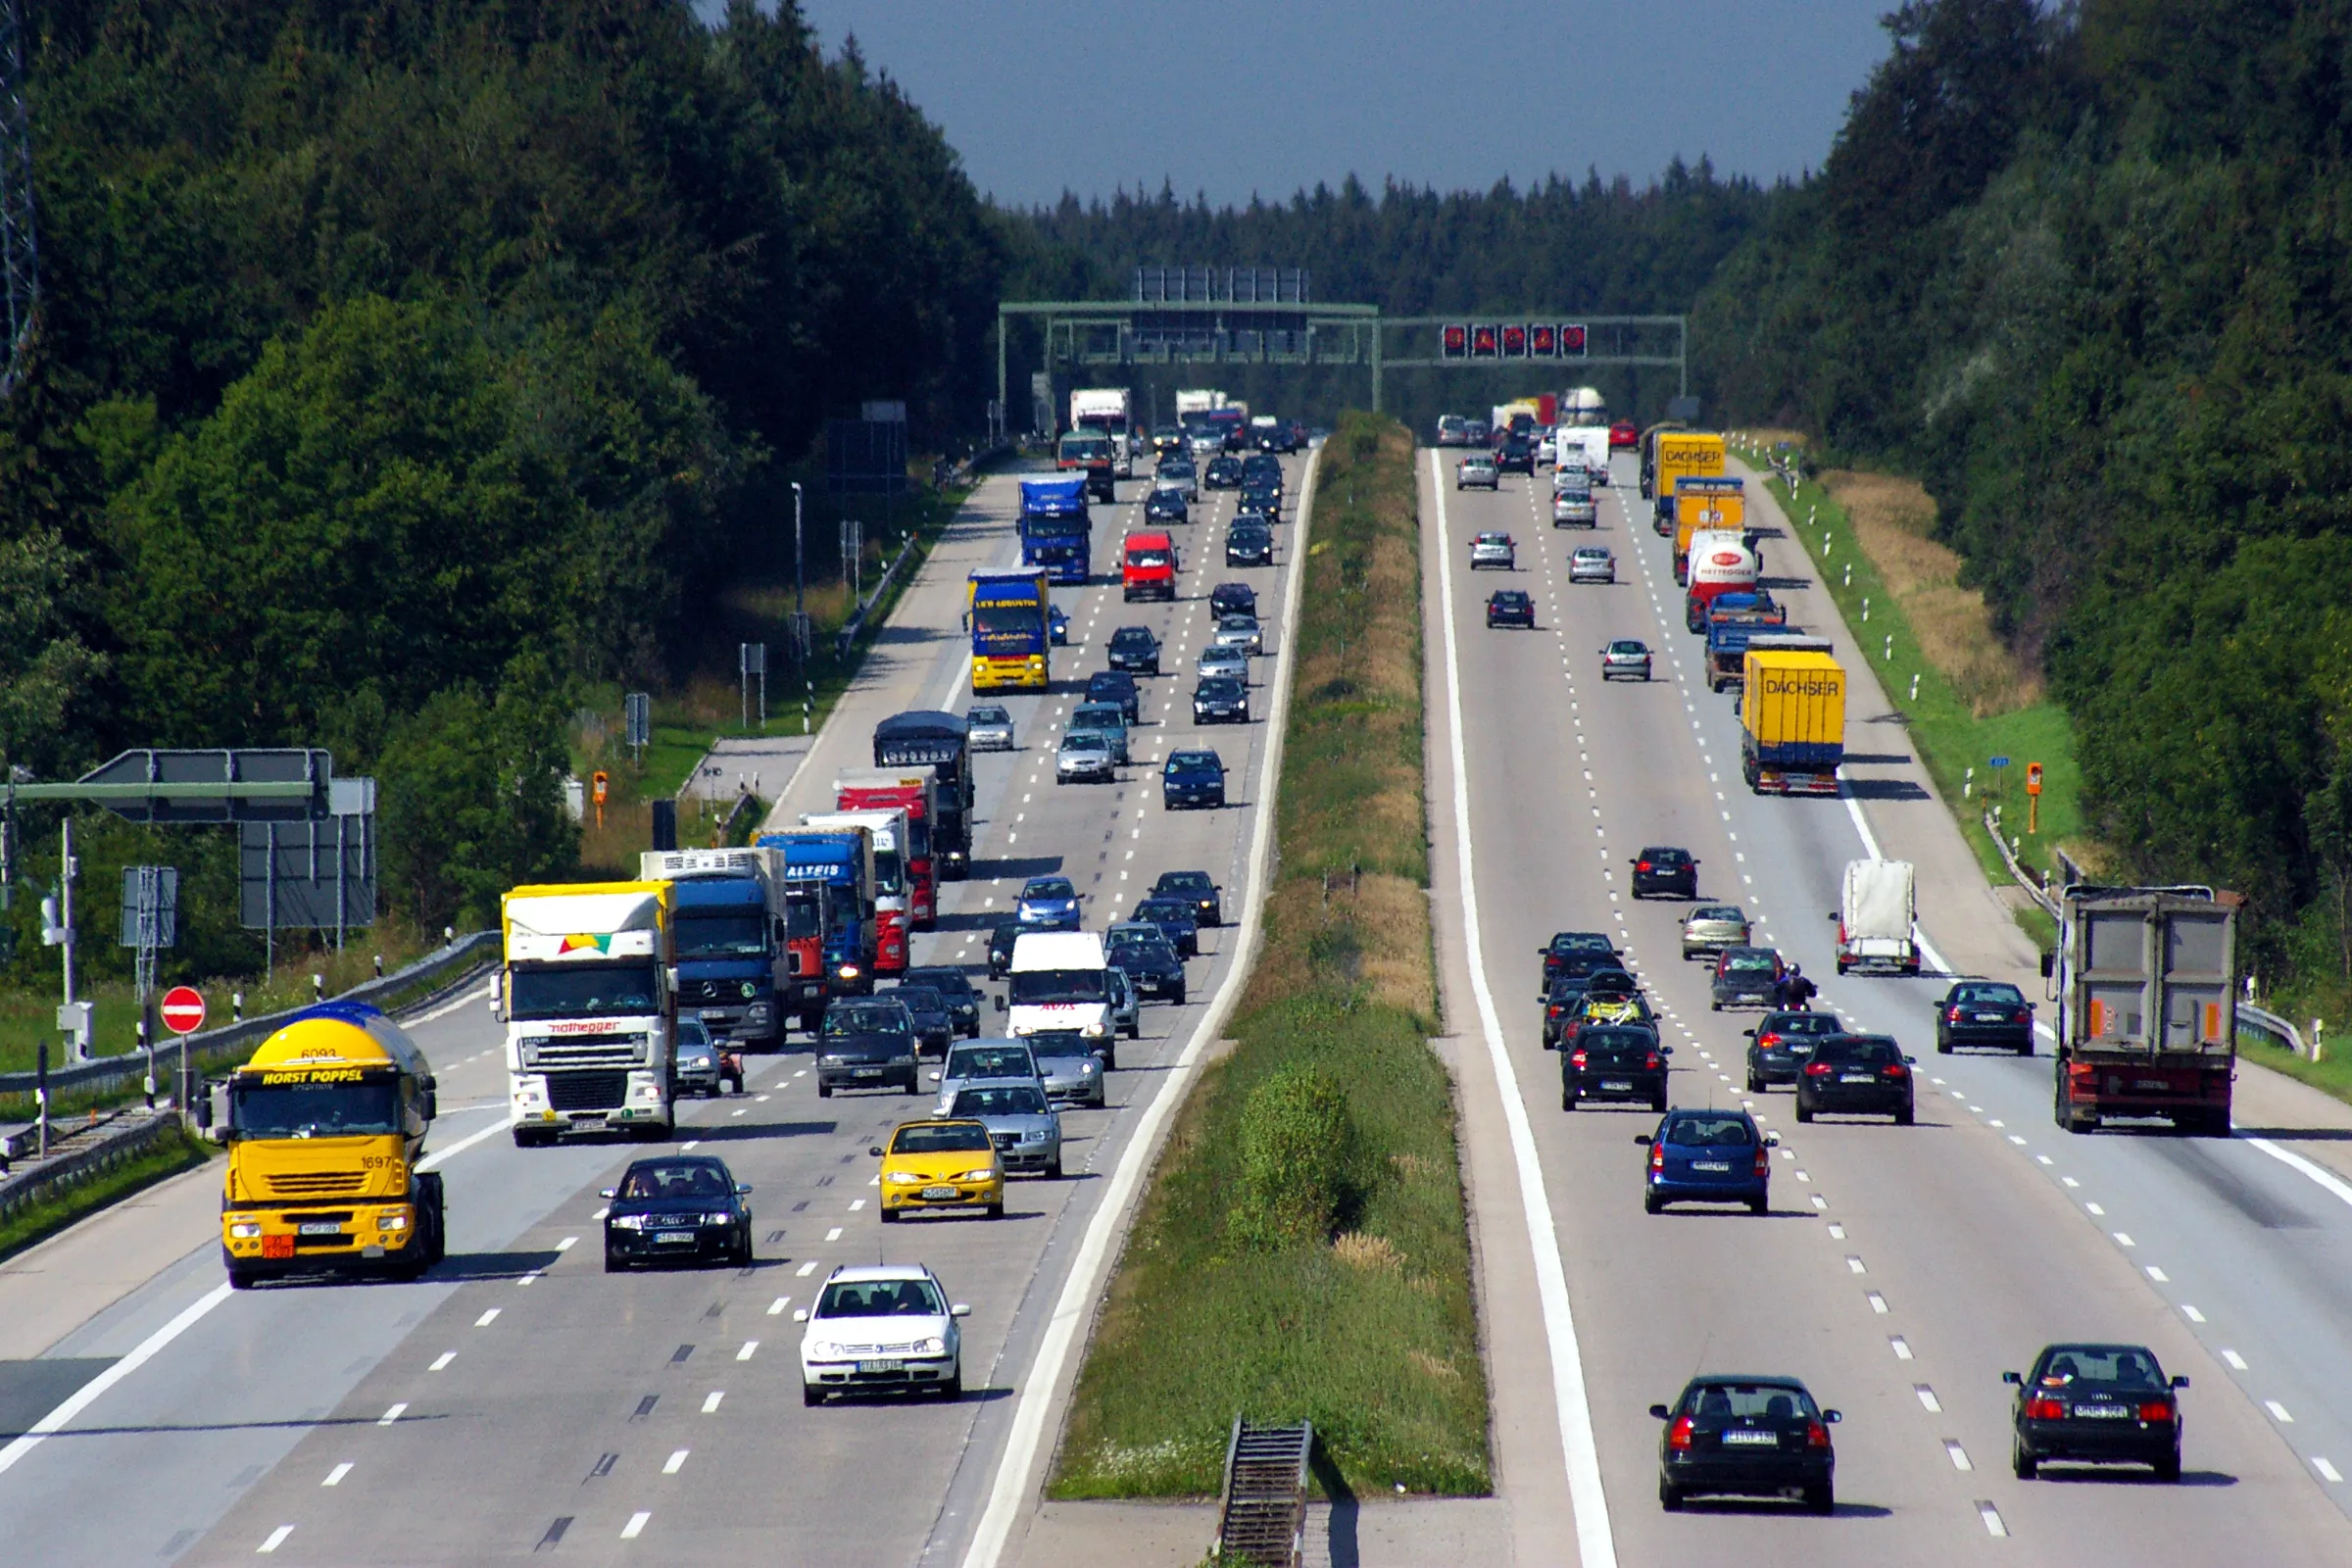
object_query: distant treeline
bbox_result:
[0,0,1003,952]
[1695,0,2352,981]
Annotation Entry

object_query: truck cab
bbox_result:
[219,1004,445,1287]
[644,850,788,1051]
[503,882,677,1146]
[760,828,879,996]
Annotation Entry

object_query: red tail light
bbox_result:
[1804,1060,1833,1076]
[1758,1033,1782,1050]
[1948,1006,1965,1023]
[1645,1053,1661,1071]
[1754,1147,1771,1177]
[2026,1396,2067,1421]
[1570,1050,1589,1069]
[2138,1401,2175,1422]
[1806,1421,1831,1449]
[1637,860,1652,872]
[1668,1415,1693,1450]
[1650,1145,1665,1173]
[1885,1063,1908,1079]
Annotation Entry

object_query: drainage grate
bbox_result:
[1212,1416,1311,1567]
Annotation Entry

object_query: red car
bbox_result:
[1608,419,1640,450]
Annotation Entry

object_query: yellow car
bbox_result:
[872,1119,1005,1222]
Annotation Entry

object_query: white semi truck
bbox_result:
[501,881,677,1146]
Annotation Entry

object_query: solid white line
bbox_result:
[1429,454,1616,1566]
[0,1280,235,1476]
[2246,1137,2352,1210]
[417,1109,516,1172]
[957,448,1322,1568]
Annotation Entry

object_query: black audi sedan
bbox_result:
[1107,625,1162,674]
[1486,590,1536,628]
[1150,869,1223,927]
[1629,846,1698,899]
[1226,521,1275,567]
[1193,675,1250,724]
[1652,1375,1838,1513]
[1561,1025,1669,1112]
[1936,980,2036,1055]
[1794,1034,1916,1124]
[602,1155,753,1272]
[2006,1343,2185,1481]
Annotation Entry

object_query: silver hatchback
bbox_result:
[1470,532,1516,570]
[965,704,1015,752]
[1681,905,1753,960]
[1600,639,1652,681]
[1569,546,1615,584]
[939,1078,1063,1177]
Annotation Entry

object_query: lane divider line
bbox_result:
[0,1280,237,1476]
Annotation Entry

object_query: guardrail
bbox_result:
[834,527,925,660]
[1983,808,2062,919]
[2240,1003,2315,1060]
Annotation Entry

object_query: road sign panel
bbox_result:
[160,986,207,1035]
[1988,756,2011,767]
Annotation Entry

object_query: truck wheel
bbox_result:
[817,1082,832,1100]
[225,1259,259,1291]
[421,1174,447,1265]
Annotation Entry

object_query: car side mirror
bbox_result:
[1648,1403,1671,1421]
[927,1069,943,1082]
[1823,1409,1841,1424]
[2002,1371,2022,1386]
[952,1303,972,1318]
[994,997,1007,1012]
[1826,910,1838,921]
[1659,1046,1674,1056]
[1634,1133,1652,1146]
[600,1188,616,1200]
[420,1088,439,1120]
[867,1146,884,1157]
[1903,1056,1917,1066]
[2172,1375,2190,1390]
[792,1308,809,1323]
[1763,1131,1781,1147]
[1741,1029,1756,1038]
[2039,952,2055,978]
[737,1184,753,1196]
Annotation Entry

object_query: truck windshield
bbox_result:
[784,892,823,940]
[233,1079,402,1139]
[673,911,769,958]
[872,851,905,895]
[1009,968,1107,1004]
[509,961,661,1019]
[972,604,1044,637]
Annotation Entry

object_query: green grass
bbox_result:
[1738,446,2085,899]
[0,1123,216,1264]
[2237,1032,2352,1106]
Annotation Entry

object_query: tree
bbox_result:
[0,529,107,777]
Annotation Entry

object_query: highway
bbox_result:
[1423,445,2352,1563]
[0,449,1312,1566]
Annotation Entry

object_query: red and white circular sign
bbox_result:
[160,986,207,1036]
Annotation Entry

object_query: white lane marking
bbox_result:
[1916,1386,1941,1412]
[1846,1255,1867,1274]
[2062,1177,2080,1188]
[663,1448,690,1474]
[1890,1337,1913,1360]
[1427,457,1616,1568]
[2146,1266,2170,1283]
[2247,1137,2352,1210]
[258,1525,295,1554]
[429,1351,456,1372]
[681,1140,700,1152]
[768,1297,790,1315]
[703,1391,725,1413]
[2085,1202,2106,1216]
[621,1511,651,1540]
[377,1402,407,1426]
[1979,1501,2008,1538]
[850,1199,866,1212]
[2113,1232,2135,1248]
[475,1309,501,1328]
[518,1272,540,1287]
[2035,1154,2053,1165]
[0,1280,234,1477]
[1867,1292,1887,1314]
[2223,1348,2249,1370]
[2182,1304,2206,1323]
[556,1236,577,1252]
[1945,1441,1973,1472]
[1827,1223,1845,1240]
[322,1462,353,1487]
[736,1341,759,1361]
[2318,1457,2343,1484]
[2269,1400,2295,1423]
[824,1227,843,1242]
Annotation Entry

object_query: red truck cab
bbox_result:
[834,769,938,929]
[1123,531,1178,601]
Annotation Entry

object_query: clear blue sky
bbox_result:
[774,1,1895,209]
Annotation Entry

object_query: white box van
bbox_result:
[1006,931,1113,1048]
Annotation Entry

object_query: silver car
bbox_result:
[1569,546,1615,584]
[1026,1032,1106,1108]
[1552,479,1598,527]
[1106,966,1141,1041]
[940,1078,1063,1177]
[964,704,1015,752]
[929,1039,1044,1112]
[672,1017,725,1097]
[1067,701,1130,764]
[1197,644,1250,682]
[1470,532,1516,570]
[1212,613,1263,655]
[1456,453,1498,490]
[1600,639,1652,681]
[1682,905,1753,961]
[1154,465,1198,503]
[1056,729,1115,783]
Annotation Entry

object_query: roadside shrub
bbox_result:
[1229,1066,1359,1250]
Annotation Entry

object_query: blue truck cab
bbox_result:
[670,875,780,1048]
[759,830,879,998]
[1019,476,1093,585]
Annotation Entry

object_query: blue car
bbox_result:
[1637,1108,1775,1215]
[1049,604,1070,646]
[1161,750,1228,810]
[1015,875,1083,929]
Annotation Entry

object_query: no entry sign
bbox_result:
[160,986,207,1036]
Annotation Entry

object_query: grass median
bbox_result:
[1050,414,1491,1500]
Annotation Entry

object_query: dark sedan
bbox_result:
[1209,582,1258,619]
[1131,897,1200,957]
[1239,480,1282,517]
[1563,1025,1669,1112]
[1226,522,1275,567]
[1193,675,1250,723]
[1086,669,1143,723]
[901,965,983,1038]
[1496,437,1537,475]
[602,1155,753,1271]
[1538,931,1618,995]
[1144,488,1189,524]
[1639,1108,1773,1215]
[1487,590,1536,628]
[889,985,956,1059]
[1795,1034,1916,1124]
[1653,1376,1838,1513]
[1203,454,1244,489]
[1629,846,1698,899]
[1151,869,1223,927]
[1936,980,2036,1055]
[2008,1343,2185,1481]
[1743,1010,1844,1091]
[1107,625,1162,674]
[1106,922,1187,1003]
[1162,750,1228,809]
[1710,946,1784,1011]
[987,922,1020,980]
[815,998,921,1098]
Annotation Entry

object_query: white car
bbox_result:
[1456,453,1498,490]
[964,704,1015,752]
[1197,644,1250,682]
[1469,532,1516,570]
[797,1263,970,1404]
[1569,546,1616,583]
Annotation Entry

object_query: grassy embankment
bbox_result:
[1734,434,2082,946]
[1050,415,1489,1501]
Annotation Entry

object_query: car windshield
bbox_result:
[968,706,1009,725]
[1108,930,1173,957]
[1608,641,1646,655]
[824,1004,906,1036]
[1061,733,1108,754]
[1070,707,1122,731]
[1681,1383,1819,1421]
[1952,983,2026,1005]
[1694,907,1745,923]
[2035,1346,2166,1388]
[675,1018,711,1047]
[1113,629,1153,648]
[894,987,945,1016]
[1127,547,1171,567]
[890,1122,992,1154]
[1761,1012,1842,1036]
[1199,678,1243,698]
[1024,879,1074,901]
[903,970,971,999]
[1168,755,1221,775]
[1159,873,1210,893]
[817,1277,945,1317]
[948,1047,1034,1080]
[1137,901,1191,922]
[1009,968,1106,1004]
[1581,1029,1652,1052]
[952,1085,1049,1116]
[618,1162,731,1200]
[1551,933,1614,954]
[1723,953,1778,974]
[1665,1115,1755,1148]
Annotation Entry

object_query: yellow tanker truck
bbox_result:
[218,1003,445,1288]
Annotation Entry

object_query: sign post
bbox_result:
[2025,761,2044,835]
[161,987,206,1130]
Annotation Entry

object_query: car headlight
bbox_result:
[377,1212,410,1231]
[887,1171,925,1185]
[229,1220,263,1239]
[838,964,861,981]
[747,1003,772,1021]
[683,1054,712,1069]
[1079,1060,1100,1077]
[611,1214,648,1231]
[706,1211,737,1226]
[914,1336,946,1356]
[1083,1022,1106,1038]
[820,1054,848,1066]
[1023,1128,1048,1143]
[805,1341,840,1361]
[958,1168,999,1183]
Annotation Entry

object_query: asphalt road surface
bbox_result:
[0,450,1310,1566]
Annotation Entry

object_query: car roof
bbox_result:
[1640,845,1690,857]
[1156,870,1211,884]
[1683,1373,1811,1392]
[625,1153,727,1173]
[825,1262,938,1284]
[1168,750,1223,765]
[1112,624,1155,638]
[948,1076,1051,1095]
[903,966,974,986]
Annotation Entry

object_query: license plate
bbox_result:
[655,1231,694,1245]
[921,1185,958,1200]
[1975,1012,2006,1022]
[1690,1160,1732,1172]
[297,1221,342,1236]
[2074,1404,2132,1419]
[855,1067,884,1078]
[1721,1429,1779,1446]
[1601,1080,1633,1092]
[857,1359,905,1374]
[2133,1079,2170,1091]
[1841,1074,1876,1084]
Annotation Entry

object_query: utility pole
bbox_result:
[790,479,808,671]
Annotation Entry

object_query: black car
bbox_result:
[1151,869,1223,927]
[1239,480,1282,517]
[987,921,1021,980]
[1743,1010,1844,1091]
[1203,454,1243,489]
[815,997,921,1098]
[1144,488,1189,524]
[602,1154,753,1271]
[1652,1376,1838,1513]
[2006,1343,2185,1482]
[901,965,983,1038]
[1795,1034,1915,1124]
[1538,931,1618,994]
[1108,625,1162,674]
[1193,675,1250,724]
[1226,522,1275,567]
[890,985,956,1059]
[1162,750,1227,809]
[1486,590,1535,628]
[1497,437,1536,475]
[1936,980,2036,1054]
[1629,846,1698,899]
[1710,946,1785,1011]
[1209,582,1258,619]
[1107,922,1187,1003]
[1131,897,1200,957]
[1241,453,1282,484]
[1086,669,1142,723]
[1562,1025,1669,1111]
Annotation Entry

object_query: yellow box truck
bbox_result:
[218,1004,444,1288]
[1647,429,1726,529]
[1740,635,1845,796]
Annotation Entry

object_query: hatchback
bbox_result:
[1743,1010,1844,1091]
[1144,488,1189,524]
[986,921,1021,979]
[1469,532,1515,569]
[1162,750,1227,809]
[797,1263,970,1404]
[1711,946,1784,1010]
[1203,454,1243,489]
[1107,626,1161,674]
[1055,729,1114,783]
[1652,1376,1838,1513]
[891,985,956,1059]
[929,1039,1044,1111]
[1569,547,1615,584]
[1629,847,1698,899]
[1638,1109,1775,1215]
[1154,459,1198,501]
[602,1154,754,1271]
[2006,1344,2185,1481]
[1600,640,1652,681]
[900,965,983,1039]
[1209,582,1258,619]
[870,1118,1004,1221]
[1067,702,1130,764]
[1151,869,1223,927]
[1015,876,1082,928]
[1086,669,1143,722]
[1681,905,1750,959]
[1609,419,1639,450]
[1795,1034,1916,1124]
[1456,453,1498,490]
[1106,922,1187,1003]
[1487,590,1536,628]
[1936,981,2035,1054]
[964,704,1015,753]
[1538,931,1619,994]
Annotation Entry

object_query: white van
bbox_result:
[1005,931,1113,1048]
